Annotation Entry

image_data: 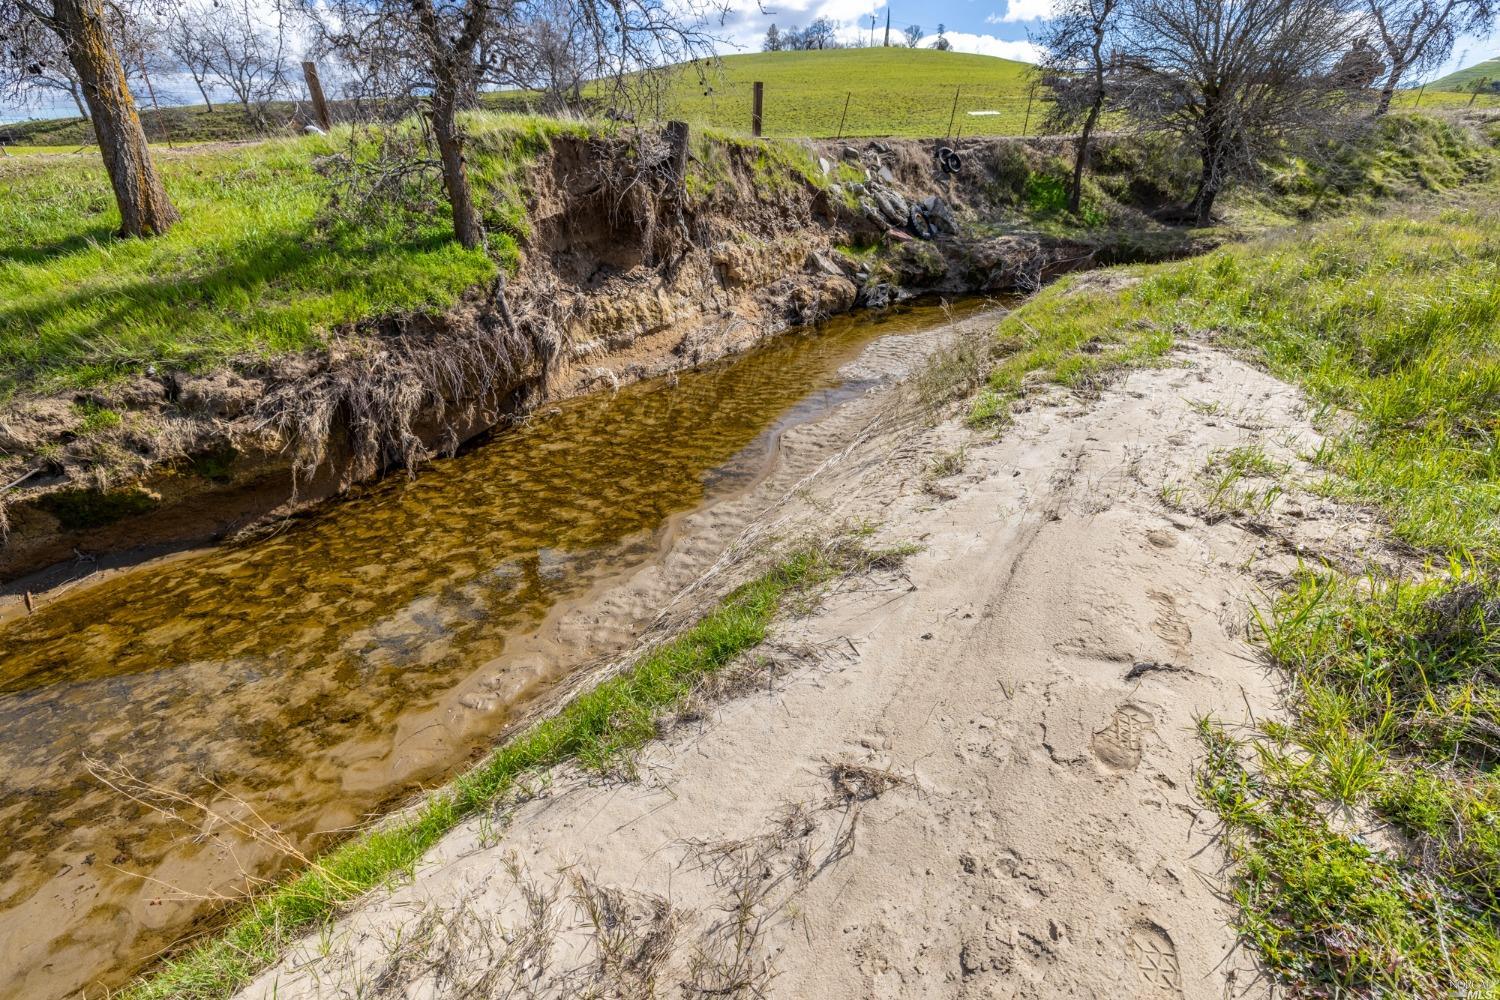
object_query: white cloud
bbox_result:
[931,32,1043,62]
[993,0,1054,22]
[816,0,887,25]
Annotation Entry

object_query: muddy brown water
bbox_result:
[0,301,986,999]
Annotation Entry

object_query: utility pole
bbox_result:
[869,14,876,46]
[883,8,891,46]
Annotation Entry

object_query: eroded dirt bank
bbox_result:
[0,129,1198,588]
[238,337,1396,999]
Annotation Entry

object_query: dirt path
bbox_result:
[237,338,1389,999]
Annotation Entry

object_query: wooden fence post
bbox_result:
[752,81,764,138]
[303,61,333,131]
[664,120,690,191]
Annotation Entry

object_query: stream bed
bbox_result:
[0,300,988,999]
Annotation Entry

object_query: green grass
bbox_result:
[0,144,97,155]
[964,277,1175,425]
[0,113,584,401]
[6,50,1495,155]
[903,118,1496,421]
[123,542,858,1000]
[1251,114,1499,222]
[1392,87,1500,110]
[666,49,1038,139]
[1170,202,1500,996]
[903,267,1176,426]
[1149,204,1500,555]
[492,48,1042,139]
[1428,56,1500,93]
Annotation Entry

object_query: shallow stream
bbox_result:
[0,300,985,998]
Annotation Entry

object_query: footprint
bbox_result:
[1127,921,1182,994]
[1092,704,1154,770]
[1146,528,1179,549]
[1148,590,1192,654]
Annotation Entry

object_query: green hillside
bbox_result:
[1429,56,1500,92]
[663,49,1038,140]
[489,48,1043,139]
[667,48,1038,138]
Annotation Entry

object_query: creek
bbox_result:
[0,299,988,998]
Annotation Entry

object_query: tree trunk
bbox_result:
[430,81,483,251]
[53,0,179,237]
[69,82,89,120]
[1376,62,1405,116]
[195,78,216,113]
[1070,14,1110,216]
[1068,110,1097,215]
[413,0,486,251]
[1190,147,1219,226]
[1192,187,1218,226]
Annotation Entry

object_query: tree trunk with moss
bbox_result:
[53,0,179,236]
[429,79,483,250]
[414,0,486,251]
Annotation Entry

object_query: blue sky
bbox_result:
[718,0,1496,78]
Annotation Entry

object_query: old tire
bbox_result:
[908,204,937,240]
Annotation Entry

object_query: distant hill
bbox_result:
[1429,56,1500,92]
[493,48,1043,139]
[662,48,1039,139]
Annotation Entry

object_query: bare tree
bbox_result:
[115,4,175,125]
[764,22,783,50]
[1365,0,1495,114]
[165,6,218,112]
[801,16,840,49]
[1,0,179,235]
[298,0,721,251]
[198,0,289,122]
[9,20,88,115]
[1112,0,1364,224]
[904,23,924,46]
[1038,0,1123,214]
[504,0,591,111]
[933,23,953,49]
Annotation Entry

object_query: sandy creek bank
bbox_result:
[238,334,1399,1000]
[0,301,1003,999]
